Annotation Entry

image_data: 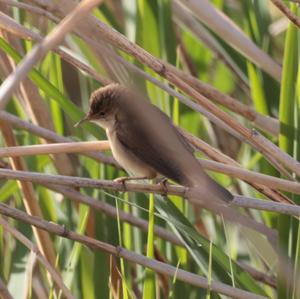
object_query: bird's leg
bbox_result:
[155,177,170,197]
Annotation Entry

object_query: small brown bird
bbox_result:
[75,84,233,202]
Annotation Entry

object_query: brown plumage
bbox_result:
[76,83,233,202]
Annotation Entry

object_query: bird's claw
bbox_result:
[114,177,128,192]
[157,178,169,198]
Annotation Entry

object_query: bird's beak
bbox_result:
[74,115,89,127]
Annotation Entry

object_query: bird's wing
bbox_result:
[172,126,195,154]
[115,111,191,185]
[154,107,195,154]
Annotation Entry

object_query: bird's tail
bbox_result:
[185,168,233,203]
[204,176,233,203]
[185,175,276,244]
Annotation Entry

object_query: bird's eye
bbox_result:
[99,111,105,116]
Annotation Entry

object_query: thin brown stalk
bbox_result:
[232,196,299,217]
[0,124,57,266]
[23,251,36,299]
[183,130,292,203]
[0,203,268,299]
[0,25,75,176]
[200,159,299,196]
[0,141,299,197]
[0,217,74,299]
[0,141,110,157]
[47,185,275,286]
[165,72,297,178]
[236,262,276,288]
[39,0,129,85]
[270,0,300,29]
[0,111,118,167]
[0,0,59,22]
[46,184,182,246]
[0,0,102,109]
[169,62,279,136]
[269,17,289,36]
[0,168,299,217]
[45,184,296,289]
[0,12,111,86]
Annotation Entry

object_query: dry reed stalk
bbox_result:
[0,168,299,217]
[46,184,182,246]
[270,0,300,29]
[236,262,276,288]
[0,24,75,176]
[183,130,292,203]
[0,0,59,22]
[0,111,118,167]
[48,185,276,287]
[0,141,110,157]
[0,0,103,108]
[1,141,300,197]
[0,217,74,299]
[164,73,297,177]
[0,202,268,299]
[0,11,112,86]
[0,124,57,266]
[200,159,299,196]
[169,61,279,135]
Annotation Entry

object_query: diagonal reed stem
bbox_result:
[0,202,268,299]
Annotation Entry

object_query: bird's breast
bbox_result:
[106,128,157,178]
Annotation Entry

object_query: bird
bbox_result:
[75,83,233,203]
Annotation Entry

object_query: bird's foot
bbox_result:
[114,177,129,192]
[156,177,170,198]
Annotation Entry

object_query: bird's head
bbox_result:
[75,83,122,129]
